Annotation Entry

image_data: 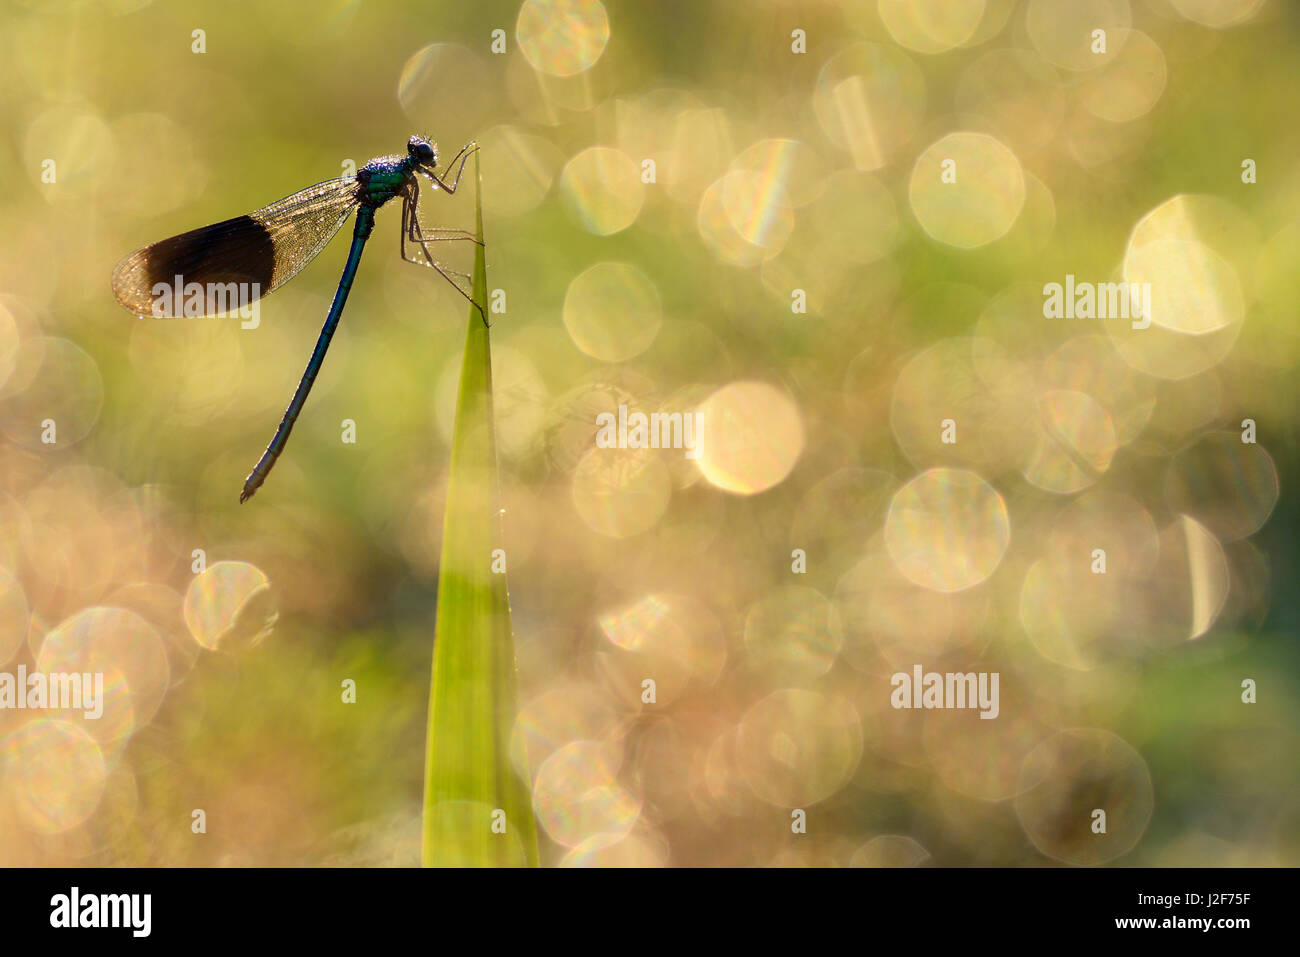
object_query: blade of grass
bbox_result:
[422,151,538,867]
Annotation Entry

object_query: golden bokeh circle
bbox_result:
[885,468,1010,592]
[562,261,662,362]
[694,382,804,495]
[516,0,611,77]
[813,42,927,171]
[878,0,987,55]
[558,146,644,235]
[909,133,1025,249]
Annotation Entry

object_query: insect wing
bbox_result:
[111,176,361,317]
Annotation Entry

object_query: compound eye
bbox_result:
[409,137,435,164]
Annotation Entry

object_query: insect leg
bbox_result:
[425,141,478,195]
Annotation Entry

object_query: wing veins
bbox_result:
[112,176,362,317]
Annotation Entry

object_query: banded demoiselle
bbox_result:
[112,135,481,502]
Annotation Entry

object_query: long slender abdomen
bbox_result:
[240,207,376,502]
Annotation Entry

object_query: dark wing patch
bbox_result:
[112,177,361,317]
[112,215,275,316]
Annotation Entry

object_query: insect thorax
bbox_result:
[356,155,414,208]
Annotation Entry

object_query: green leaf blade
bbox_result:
[422,151,538,867]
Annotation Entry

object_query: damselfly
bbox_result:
[111,135,481,502]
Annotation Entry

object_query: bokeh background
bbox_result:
[0,0,1297,866]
